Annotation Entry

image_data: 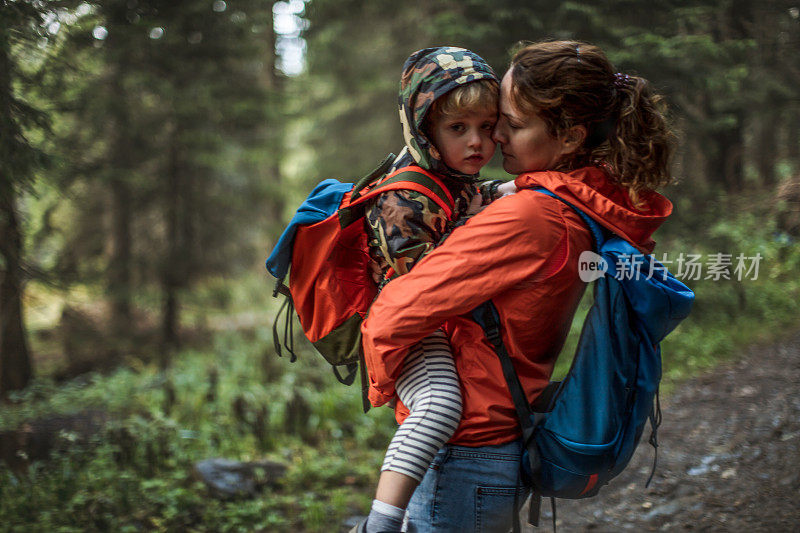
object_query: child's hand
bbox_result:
[369,259,383,284]
[466,193,485,216]
[497,181,517,197]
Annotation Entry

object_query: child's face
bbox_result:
[428,108,497,175]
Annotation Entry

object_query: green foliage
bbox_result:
[0,1,58,192]
[296,0,800,198]
[294,0,443,184]
[1,311,395,531]
[650,195,800,387]
[17,0,289,349]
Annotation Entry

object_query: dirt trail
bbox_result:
[529,332,800,532]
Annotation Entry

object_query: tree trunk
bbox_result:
[750,4,779,188]
[106,46,134,336]
[755,110,778,187]
[709,115,745,192]
[108,174,133,333]
[0,190,33,395]
[676,117,708,193]
[787,109,799,167]
[161,123,184,358]
[0,25,32,395]
[262,2,285,240]
[723,137,745,192]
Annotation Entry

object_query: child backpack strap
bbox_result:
[473,187,694,531]
[265,155,456,410]
[337,164,455,228]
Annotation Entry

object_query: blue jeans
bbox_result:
[404,440,529,533]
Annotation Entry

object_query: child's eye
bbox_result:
[481,122,496,131]
[449,123,465,132]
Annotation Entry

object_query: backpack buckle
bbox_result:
[273,278,290,298]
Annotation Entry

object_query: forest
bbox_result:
[1,0,799,531]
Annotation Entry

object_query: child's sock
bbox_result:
[365,499,405,533]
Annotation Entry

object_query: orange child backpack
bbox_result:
[266,155,456,407]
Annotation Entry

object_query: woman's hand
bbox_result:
[497,181,517,197]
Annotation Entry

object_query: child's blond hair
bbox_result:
[426,79,499,127]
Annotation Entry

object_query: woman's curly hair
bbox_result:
[509,40,675,203]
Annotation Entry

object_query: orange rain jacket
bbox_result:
[361,166,673,446]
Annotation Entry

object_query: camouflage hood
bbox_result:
[391,47,498,182]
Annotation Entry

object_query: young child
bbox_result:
[357,47,514,533]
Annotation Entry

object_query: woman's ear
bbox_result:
[559,125,587,156]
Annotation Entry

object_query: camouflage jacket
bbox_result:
[366,178,502,279]
[367,46,501,281]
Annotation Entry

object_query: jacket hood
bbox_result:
[515,166,673,254]
[391,46,498,182]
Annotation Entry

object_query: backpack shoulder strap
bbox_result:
[475,303,538,442]
[364,166,455,215]
[533,187,606,250]
[472,188,611,464]
[339,166,456,227]
[350,153,396,200]
[474,188,609,416]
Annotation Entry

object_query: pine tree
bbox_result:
[0,0,50,393]
[45,1,286,355]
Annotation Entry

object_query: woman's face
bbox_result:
[492,69,569,175]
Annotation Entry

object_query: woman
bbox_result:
[361,40,675,532]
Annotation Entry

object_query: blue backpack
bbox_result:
[474,188,694,528]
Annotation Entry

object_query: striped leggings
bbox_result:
[381,329,463,482]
